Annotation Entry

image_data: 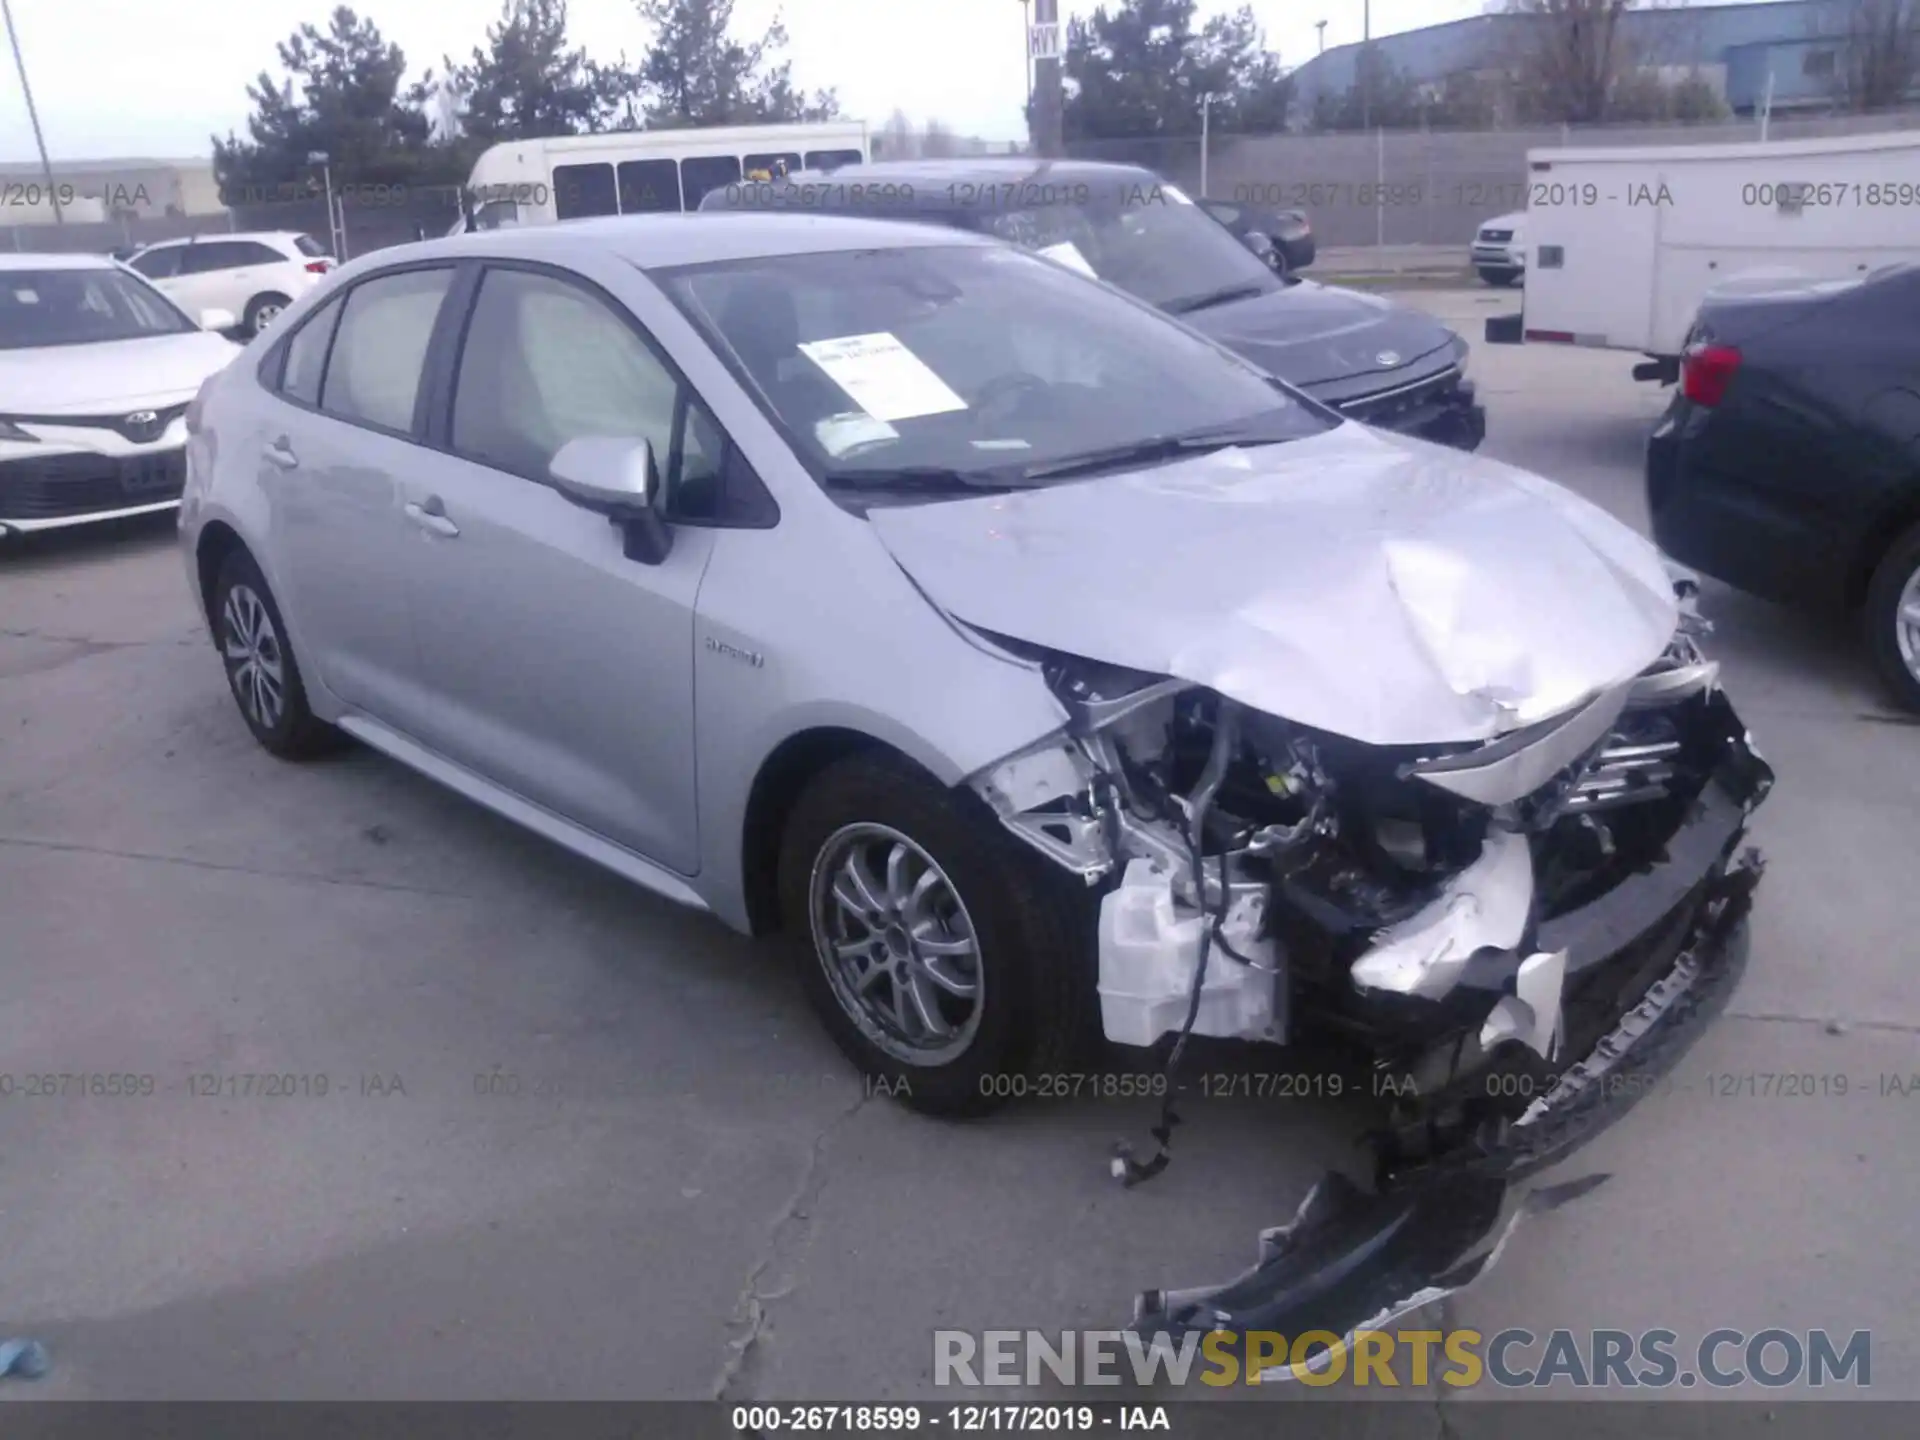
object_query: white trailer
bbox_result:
[453,121,871,234]
[1483,128,1920,379]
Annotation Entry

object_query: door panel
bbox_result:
[396,451,713,872]
[398,262,712,872]
[260,266,455,732]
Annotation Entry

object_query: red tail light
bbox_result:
[1681,342,1741,408]
[305,260,331,273]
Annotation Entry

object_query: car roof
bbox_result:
[704,157,1168,210]
[137,231,309,250]
[358,211,998,276]
[0,251,117,272]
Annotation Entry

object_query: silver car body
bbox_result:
[179,213,1743,1052]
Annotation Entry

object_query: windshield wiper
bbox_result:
[822,465,1026,495]
[1164,282,1269,316]
[1020,425,1293,483]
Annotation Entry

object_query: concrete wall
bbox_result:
[1070,107,1920,249]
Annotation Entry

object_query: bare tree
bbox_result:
[1830,0,1920,111]
[877,107,917,159]
[1498,0,1637,124]
[921,119,959,157]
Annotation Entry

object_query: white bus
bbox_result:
[454,122,871,233]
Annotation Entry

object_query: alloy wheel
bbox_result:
[221,583,286,732]
[807,823,985,1066]
[1897,565,1920,686]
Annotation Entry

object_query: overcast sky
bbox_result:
[0,0,1494,163]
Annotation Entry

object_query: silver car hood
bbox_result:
[868,423,1679,747]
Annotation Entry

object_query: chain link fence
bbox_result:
[3,185,468,260]
[1068,106,1920,249]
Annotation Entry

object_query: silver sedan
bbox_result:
[178,213,1767,1207]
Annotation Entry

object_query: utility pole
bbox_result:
[1361,0,1373,131]
[2,0,64,222]
[1031,0,1063,158]
[1316,20,1327,55]
[1019,0,1033,123]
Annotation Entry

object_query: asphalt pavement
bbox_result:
[1,293,1914,1408]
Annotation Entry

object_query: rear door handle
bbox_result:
[404,496,460,538]
[263,437,298,469]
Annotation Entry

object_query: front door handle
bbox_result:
[404,496,460,538]
[263,437,299,469]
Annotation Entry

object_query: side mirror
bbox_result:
[549,436,673,564]
[200,307,238,333]
[1241,232,1281,268]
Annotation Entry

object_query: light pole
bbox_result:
[2,0,63,222]
[1316,20,1326,56]
[1032,0,1063,158]
[1361,0,1373,131]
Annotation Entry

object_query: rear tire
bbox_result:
[1864,521,1920,712]
[211,549,347,759]
[777,752,1094,1117]
[1478,267,1521,288]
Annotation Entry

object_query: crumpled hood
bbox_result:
[0,330,238,414]
[1187,280,1456,389]
[869,423,1679,747]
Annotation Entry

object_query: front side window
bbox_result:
[450,267,712,509]
[0,267,194,349]
[805,149,865,171]
[128,246,182,280]
[660,243,1328,499]
[744,152,801,182]
[318,267,454,433]
[553,163,617,220]
[977,187,1279,313]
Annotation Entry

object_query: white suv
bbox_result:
[1470,211,1526,288]
[127,232,335,337]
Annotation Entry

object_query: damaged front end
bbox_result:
[965,597,1772,1370]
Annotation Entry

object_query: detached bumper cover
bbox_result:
[1131,730,1770,1367]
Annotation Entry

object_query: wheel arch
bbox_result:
[1845,482,1920,610]
[194,520,250,639]
[739,726,949,938]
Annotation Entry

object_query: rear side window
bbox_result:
[179,243,242,274]
[805,149,864,171]
[553,163,617,220]
[618,159,681,213]
[681,156,742,210]
[279,295,343,406]
[229,241,286,266]
[319,267,455,433]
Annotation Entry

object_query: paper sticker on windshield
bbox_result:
[1037,241,1097,278]
[1161,184,1195,206]
[10,288,40,304]
[815,411,899,458]
[798,333,967,422]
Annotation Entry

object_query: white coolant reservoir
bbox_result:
[1096,858,1283,1048]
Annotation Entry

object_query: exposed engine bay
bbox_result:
[967,594,1773,1186]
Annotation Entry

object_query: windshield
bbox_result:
[658,243,1330,497]
[0,267,195,350]
[973,184,1279,312]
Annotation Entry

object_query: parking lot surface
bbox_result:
[2,286,1915,1404]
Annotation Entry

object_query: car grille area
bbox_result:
[1478,228,1513,243]
[0,446,188,521]
[1337,366,1467,429]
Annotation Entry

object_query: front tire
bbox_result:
[243,293,291,337]
[1865,521,1920,712]
[1478,267,1521,288]
[211,550,345,759]
[777,753,1093,1116]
